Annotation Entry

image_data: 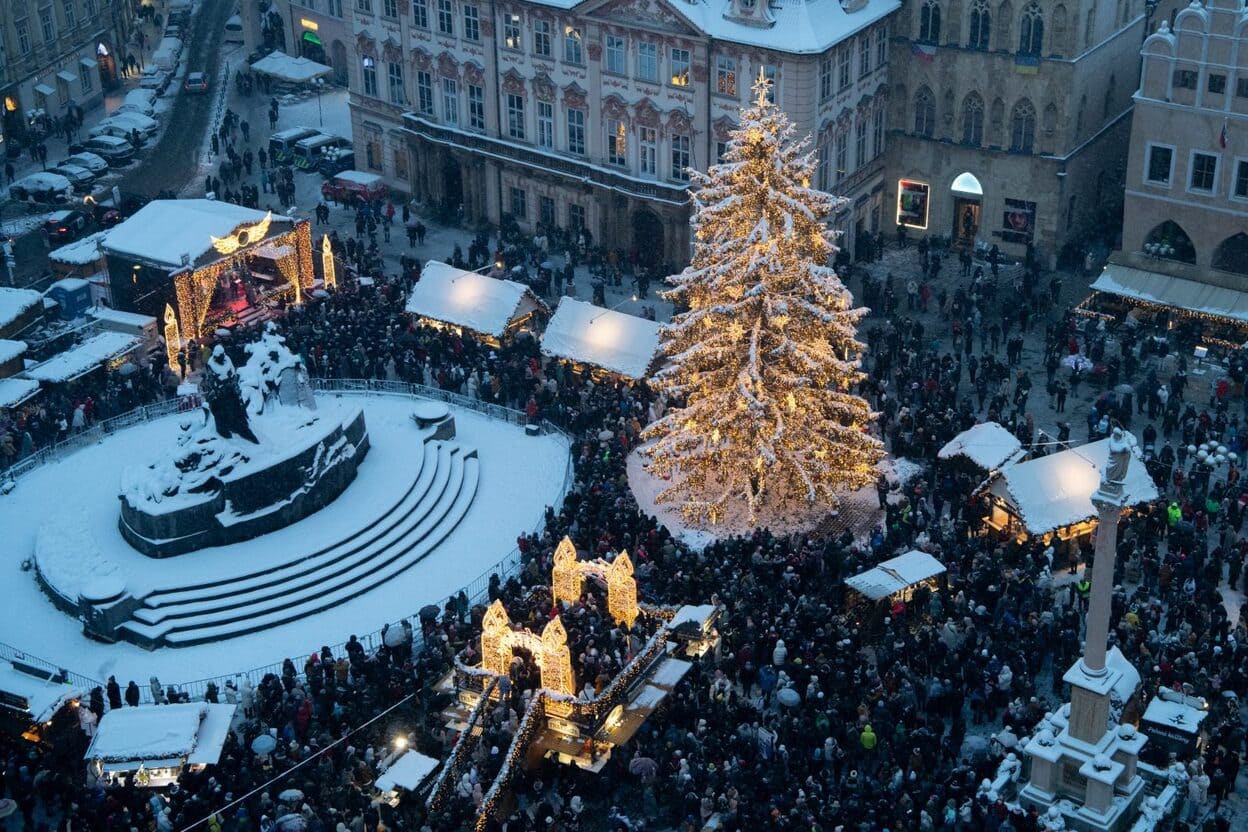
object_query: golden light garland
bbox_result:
[210,212,273,255]
[163,304,181,371]
[606,551,638,629]
[322,234,336,290]
[551,536,583,604]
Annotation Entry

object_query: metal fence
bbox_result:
[2,381,576,703]
[0,641,104,693]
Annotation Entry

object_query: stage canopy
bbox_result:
[250,51,332,84]
[405,261,547,341]
[102,200,295,270]
[541,298,662,380]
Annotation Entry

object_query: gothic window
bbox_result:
[961,92,984,145]
[1019,2,1043,55]
[1010,98,1036,152]
[996,0,1013,51]
[919,0,941,42]
[968,0,991,48]
[914,86,936,136]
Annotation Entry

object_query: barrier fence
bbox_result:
[2,381,576,704]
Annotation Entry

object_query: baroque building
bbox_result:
[290,0,897,267]
[884,0,1150,267]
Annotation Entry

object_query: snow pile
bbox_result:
[0,287,43,331]
[23,331,140,383]
[48,232,110,267]
[405,261,544,339]
[86,702,206,762]
[0,339,27,365]
[938,422,1023,471]
[541,298,661,380]
[35,517,121,604]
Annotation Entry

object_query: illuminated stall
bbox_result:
[540,298,662,383]
[404,261,548,347]
[0,660,82,743]
[845,550,947,631]
[85,702,237,787]
[101,200,314,343]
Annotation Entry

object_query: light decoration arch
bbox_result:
[479,599,576,699]
[549,536,640,628]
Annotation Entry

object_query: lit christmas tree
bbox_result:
[642,72,884,526]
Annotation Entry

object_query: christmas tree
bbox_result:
[642,72,884,526]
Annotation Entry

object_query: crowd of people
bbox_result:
[1,230,1246,832]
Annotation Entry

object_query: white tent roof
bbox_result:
[1092,263,1248,324]
[86,702,236,766]
[405,261,545,338]
[250,51,332,84]
[0,661,82,723]
[23,331,140,383]
[0,339,26,365]
[988,438,1159,535]
[1143,697,1209,736]
[0,377,40,408]
[49,231,110,266]
[845,550,946,600]
[541,298,662,379]
[89,307,157,329]
[375,750,439,793]
[102,200,291,269]
[938,422,1024,471]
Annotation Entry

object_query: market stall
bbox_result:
[0,660,83,742]
[374,750,440,805]
[937,421,1025,473]
[0,287,43,340]
[405,261,548,347]
[541,298,662,382]
[22,330,140,384]
[1139,688,1208,765]
[85,702,237,787]
[845,550,947,631]
[249,51,332,86]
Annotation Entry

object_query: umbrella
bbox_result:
[215,328,232,338]
[540,260,554,270]
[278,788,304,803]
[598,429,615,442]
[250,734,277,756]
[0,799,16,819]
[274,815,307,832]
[117,362,139,376]
[776,688,801,708]
[628,756,658,780]
[419,604,440,622]
[312,289,329,298]
[383,625,408,648]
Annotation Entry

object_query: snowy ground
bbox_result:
[0,392,569,687]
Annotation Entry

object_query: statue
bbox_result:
[201,346,260,443]
[1101,427,1132,491]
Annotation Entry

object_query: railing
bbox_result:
[0,640,104,694]
[427,675,500,811]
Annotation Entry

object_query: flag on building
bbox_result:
[1013,54,1041,75]
[912,42,937,62]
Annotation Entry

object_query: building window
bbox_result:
[818,139,832,189]
[510,187,527,219]
[876,26,888,67]
[715,56,737,96]
[605,35,626,74]
[85,0,96,15]
[1019,2,1044,54]
[1173,69,1197,90]
[413,0,428,27]
[968,0,991,48]
[835,133,847,183]
[1145,144,1173,185]
[388,61,406,105]
[442,78,458,125]
[671,133,690,180]
[56,77,69,103]
[383,0,398,17]
[503,13,521,48]
[328,0,343,14]
[468,84,485,129]
[961,93,984,145]
[1208,73,1226,94]
[567,107,586,154]
[437,0,454,35]
[670,48,690,86]
[79,61,93,92]
[413,70,431,113]
[395,146,410,180]
[639,126,656,175]
[366,138,382,170]
[914,87,935,137]
[564,26,583,64]
[1237,77,1248,98]
[463,5,479,41]
[361,56,378,97]
[40,7,56,41]
[854,117,867,171]
[858,37,871,77]
[534,20,551,57]
[761,64,776,102]
[838,45,851,89]
[539,196,556,227]
[716,141,728,164]
[638,42,658,82]
[607,119,627,166]
[1234,160,1248,199]
[1010,99,1035,152]
[63,0,76,29]
[1189,151,1218,193]
[819,56,833,101]
[537,100,554,148]
[356,0,372,12]
[919,0,940,43]
[507,94,525,140]
[873,108,884,158]
[17,21,30,55]
[569,204,586,230]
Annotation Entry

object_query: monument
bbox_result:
[1019,427,1149,831]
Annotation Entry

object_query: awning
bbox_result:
[80,58,98,69]
[846,550,947,600]
[34,84,55,96]
[56,70,77,82]
[1091,263,1248,325]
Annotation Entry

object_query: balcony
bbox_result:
[402,114,689,205]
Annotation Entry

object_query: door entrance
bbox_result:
[631,208,664,269]
[949,171,984,249]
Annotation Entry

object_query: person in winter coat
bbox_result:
[125,680,141,706]
[772,639,788,667]
[106,675,122,710]
[150,676,166,704]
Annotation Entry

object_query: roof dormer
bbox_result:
[723,0,776,29]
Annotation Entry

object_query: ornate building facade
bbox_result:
[333,0,896,267]
[884,0,1149,267]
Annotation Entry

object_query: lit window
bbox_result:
[607,119,627,166]
[715,56,736,96]
[564,26,583,64]
[503,14,521,49]
[670,48,690,86]
[361,56,378,97]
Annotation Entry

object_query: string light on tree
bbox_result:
[642,69,884,525]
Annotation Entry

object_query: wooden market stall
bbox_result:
[0,660,83,743]
[405,261,548,347]
[845,550,947,632]
[85,702,237,787]
[540,297,662,383]
[374,750,440,806]
[938,421,1025,473]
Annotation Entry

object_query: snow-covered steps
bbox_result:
[116,437,481,648]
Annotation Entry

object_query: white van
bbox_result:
[151,37,183,72]
[224,15,244,43]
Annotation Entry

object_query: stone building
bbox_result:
[884,0,1151,268]
[0,0,134,154]
[271,0,353,84]
[333,0,897,268]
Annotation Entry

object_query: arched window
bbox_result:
[914,86,936,136]
[1043,102,1057,136]
[1010,98,1036,152]
[996,0,1013,51]
[1075,94,1085,135]
[990,97,1005,145]
[1085,6,1096,49]
[1051,4,1068,54]
[1019,2,1044,54]
[961,92,985,145]
[968,0,992,48]
[919,0,942,42]
[1213,233,1248,275]
[1144,220,1197,264]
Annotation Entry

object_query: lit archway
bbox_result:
[951,171,984,197]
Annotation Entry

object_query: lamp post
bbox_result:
[313,77,325,128]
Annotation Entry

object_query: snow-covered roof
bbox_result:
[0,661,82,723]
[0,377,40,408]
[405,261,547,338]
[541,298,662,379]
[1142,696,1208,736]
[938,422,1024,471]
[49,231,110,267]
[845,550,946,600]
[0,339,26,365]
[86,702,236,765]
[988,438,1159,535]
[0,287,43,331]
[334,170,383,187]
[102,200,292,269]
[47,277,90,293]
[668,604,716,630]
[375,751,439,793]
[89,307,157,330]
[24,331,140,383]
[250,50,332,83]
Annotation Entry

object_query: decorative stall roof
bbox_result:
[0,288,43,331]
[845,550,946,601]
[1142,696,1209,736]
[1092,264,1248,325]
[987,438,1159,535]
[938,422,1024,471]
[49,232,110,267]
[375,750,440,793]
[405,261,547,339]
[23,331,140,383]
[0,661,82,723]
[541,298,662,380]
[102,200,293,269]
[0,339,26,365]
[85,702,237,766]
[0,377,40,408]
[250,51,332,84]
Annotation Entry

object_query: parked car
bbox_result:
[9,172,73,206]
[224,14,244,43]
[101,111,158,138]
[321,170,388,205]
[89,121,151,148]
[59,152,109,174]
[123,88,158,110]
[139,68,171,95]
[116,100,157,118]
[184,72,209,93]
[44,210,91,242]
[47,164,96,193]
[318,147,356,177]
[80,135,136,164]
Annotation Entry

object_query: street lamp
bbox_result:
[313,77,325,128]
